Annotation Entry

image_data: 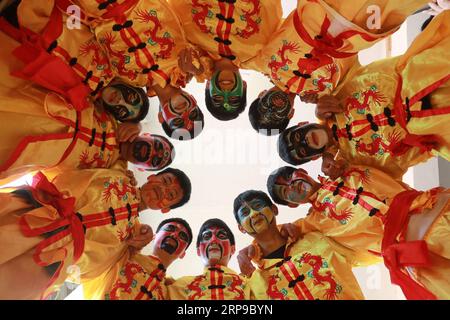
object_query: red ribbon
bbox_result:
[382,190,436,300]
[20,172,85,263]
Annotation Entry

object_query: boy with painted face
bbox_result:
[167,0,283,121]
[243,0,429,134]
[278,10,450,180]
[0,166,192,299]
[266,166,450,299]
[168,219,250,300]
[233,190,364,300]
[82,218,193,299]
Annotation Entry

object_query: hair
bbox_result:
[196,218,235,248]
[161,110,205,141]
[205,86,247,121]
[233,190,274,224]
[248,97,290,136]
[145,134,175,171]
[266,166,297,206]
[156,168,192,209]
[156,217,193,248]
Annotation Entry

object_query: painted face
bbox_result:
[101,83,144,121]
[285,124,329,162]
[198,226,233,266]
[237,198,274,235]
[121,134,174,171]
[154,222,190,257]
[209,70,244,112]
[257,89,292,126]
[141,173,183,210]
[160,92,201,131]
[273,169,314,205]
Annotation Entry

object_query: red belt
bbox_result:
[382,189,437,300]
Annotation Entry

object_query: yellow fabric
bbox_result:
[168,265,250,300]
[297,165,410,266]
[0,31,120,185]
[18,0,114,92]
[73,0,198,88]
[413,190,450,300]
[0,169,142,298]
[330,57,431,179]
[249,231,364,300]
[83,252,167,300]
[396,11,450,161]
[243,0,425,96]
[168,0,283,67]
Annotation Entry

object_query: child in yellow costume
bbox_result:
[0,166,192,299]
[277,10,450,180]
[266,166,450,300]
[12,0,207,140]
[82,218,193,300]
[168,219,250,300]
[0,0,114,111]
[244,0,429,135]
[167,0,283,121]
[233,191,364,300]
[0,30,178,185]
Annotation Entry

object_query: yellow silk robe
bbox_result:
[243,0,428,96]
[168,0,283,67]
[0,169,141,299]
[72,0,203,89]
[83,253,167,300]
[0,30,120,185]
[17,0,113,95]
[249,231,364,300]
[168,265,250,300]
[328,11,450,179]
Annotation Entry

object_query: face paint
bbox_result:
[285,124,328,162]
[237,198,274,235]
[198,226,232,266]
[209,70,244,112]
[124,134,173,171]
[161,93,201,131]
[274,169,313,204]
[258,90,292,125]
[102,84,144,121]
[141,173,183,210]
[154,222,190,256]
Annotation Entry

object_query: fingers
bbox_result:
[237,253,256,277]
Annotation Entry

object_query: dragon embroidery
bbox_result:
[135,9,175,59]
[187,275,206,300]
[300,253,338,300]
[79,39,113,78]
[109,262,144,300]
[312,200,353,223]
[227,274,245,300]
[79,150,108,169]
[266,274,287,300]
[268,41,300,81]
[236,0,261,39]
[345,88,387,116]
[191,0,213,34]
[341,168,371,184]
[102,178,137,202]
[100,32,137,80]
[355,131,403,157]
[117,223,134,242]
[303,64,338,95]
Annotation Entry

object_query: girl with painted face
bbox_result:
[167,219,250,300]
[83,218,193,300]
[119,134,175,171]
